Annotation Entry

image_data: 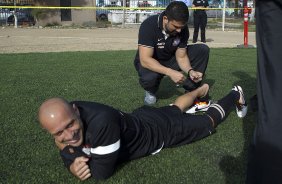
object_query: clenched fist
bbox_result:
[70,156,91,181]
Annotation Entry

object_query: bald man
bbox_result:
[38,84,247,180]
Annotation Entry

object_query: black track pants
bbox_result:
[134,44,209,93]
[246,1,282,183]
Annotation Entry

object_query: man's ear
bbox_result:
[72,104,80,117]
[163,16,168,24]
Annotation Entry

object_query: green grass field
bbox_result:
[0,48,257,184]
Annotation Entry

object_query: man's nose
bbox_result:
[64,129,73,140]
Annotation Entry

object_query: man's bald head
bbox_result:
[38,97,83,147]
[38,98,73,130]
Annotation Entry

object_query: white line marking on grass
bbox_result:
[39,36,88,40]
[0,35,88,39]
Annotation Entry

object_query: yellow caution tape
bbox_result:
[0,6,252,10]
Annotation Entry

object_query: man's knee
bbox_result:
[140,72,162,90]
[198,44,210,55]
[188,44,210,57]
[188,44,209,72]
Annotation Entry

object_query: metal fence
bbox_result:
[0,0,255,29]
[0,0,34,25]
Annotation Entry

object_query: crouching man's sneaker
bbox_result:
[186,100,211,114]
[144,91,156,105]
[232,85,248,118]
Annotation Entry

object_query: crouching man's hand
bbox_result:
[70,156,91,181]
[189,70,203,83]
[166,68,186,84]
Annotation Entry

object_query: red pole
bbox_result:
[243,6,249,47]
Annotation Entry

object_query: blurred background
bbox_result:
[0,0,255,30]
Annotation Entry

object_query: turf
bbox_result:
[0,48,257,183]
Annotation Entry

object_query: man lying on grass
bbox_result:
[38,84,247,180]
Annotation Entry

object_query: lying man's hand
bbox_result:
[70,156,91,181]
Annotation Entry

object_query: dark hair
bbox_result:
[164,1,189,23]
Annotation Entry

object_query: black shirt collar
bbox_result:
[157,12,165,30]
[158,12,170,39]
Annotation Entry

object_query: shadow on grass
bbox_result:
[219,70,257,184]
[157,76,216,100]
[204,78,216,92]
[157,76,183,100]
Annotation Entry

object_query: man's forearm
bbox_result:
[176,56,192,74]
[60,145,87,170]
[140,58,172,76]
[176,48,192,73]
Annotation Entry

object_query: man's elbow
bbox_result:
[95,174,113,180]
[91,169,114,180]
[140,59,150,69]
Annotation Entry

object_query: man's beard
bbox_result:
[165,24,179,36]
